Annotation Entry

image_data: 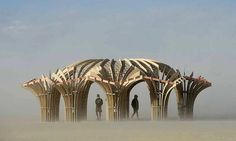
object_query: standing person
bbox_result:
[131,95,139,120]
[95,94,103,120]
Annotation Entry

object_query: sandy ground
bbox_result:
[0,119,236,141]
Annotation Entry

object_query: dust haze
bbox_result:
[1,0,236,141]
[1,119,236,141]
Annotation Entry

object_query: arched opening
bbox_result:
[59,94,65,121]
[167,91,178,120]
[86,82,108,120]
[128,81,151,120]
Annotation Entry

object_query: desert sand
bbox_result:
[1,119,236,141]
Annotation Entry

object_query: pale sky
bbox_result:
[0,0,236,120]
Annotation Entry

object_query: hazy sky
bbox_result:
[0,0,236,120]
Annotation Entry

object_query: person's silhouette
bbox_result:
[131,95,139,120]
[95,94,103,120]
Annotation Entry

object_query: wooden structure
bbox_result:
[23,58,211,122]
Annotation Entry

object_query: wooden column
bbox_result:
[37,91,60,122]
[175,74,212,120]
